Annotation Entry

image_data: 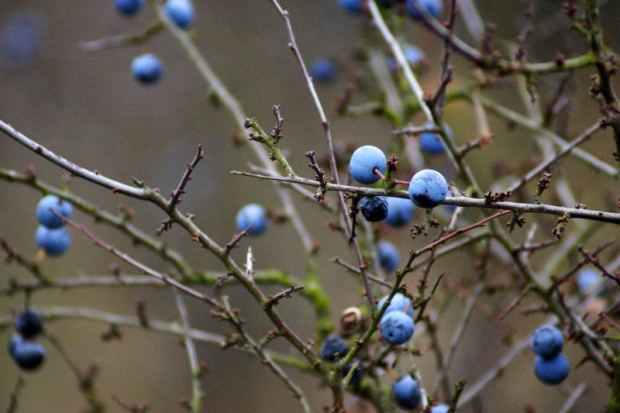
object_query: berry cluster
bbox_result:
[316,292,416,391]
[348,145,449,212]
[35,195,72,257]
[319,335,363,384]
[9,309,45,371]
[531,325,570,385]
[348,144,448,275]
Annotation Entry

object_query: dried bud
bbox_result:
[340,306,362,334]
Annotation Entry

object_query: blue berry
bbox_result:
[36,195,72,229]
[235,204,269,236]
[320,335,348,362]
[164,0,194,28]
[15,309,43,338]
[349,146,386,184]
[387,44,425,71]
[115,0,144,16]
[310,57,337,83]
[377,292,413,316]
[377,240,400,272]
[9,336,45,371]
[577,268,599,293]
[131,53,164,84]
[534,353,570,385]
[531,325,564,359]
[419,123,453,154]
[385,197,414,227]
[406,0,443,20]
[0,11,45,70]
[430,405,449,413]
[403,45,424,65]
[381,311,414,345]
[339,0,364,13]
[360,196,388,222]
[392,375,421,410]
[35,226,71,256]
[408,169,448,209]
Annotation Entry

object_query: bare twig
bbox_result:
[173,290,204,412]
[0,120,146,198]
[266,285,306,309]
[168,145,204,209]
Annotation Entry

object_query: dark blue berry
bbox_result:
[115,0,144,16]
[15,309,43,338]
[320,335,348,362]
[131,53,164,85]
[534,353,569,385]
[531,325,564,359]
[10,336,45,371]
[360,196,388,222]
[392,375,421,409]
[310,57,337,83]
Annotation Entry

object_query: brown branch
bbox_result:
[168,145,204,210]
[266,285,305,309]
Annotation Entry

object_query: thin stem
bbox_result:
[173,290,204,412]
[367,0,433,122]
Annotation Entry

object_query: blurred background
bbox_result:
[0,1,619,412]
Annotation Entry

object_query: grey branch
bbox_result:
[232,170,620,224]
[0,119,146,198]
